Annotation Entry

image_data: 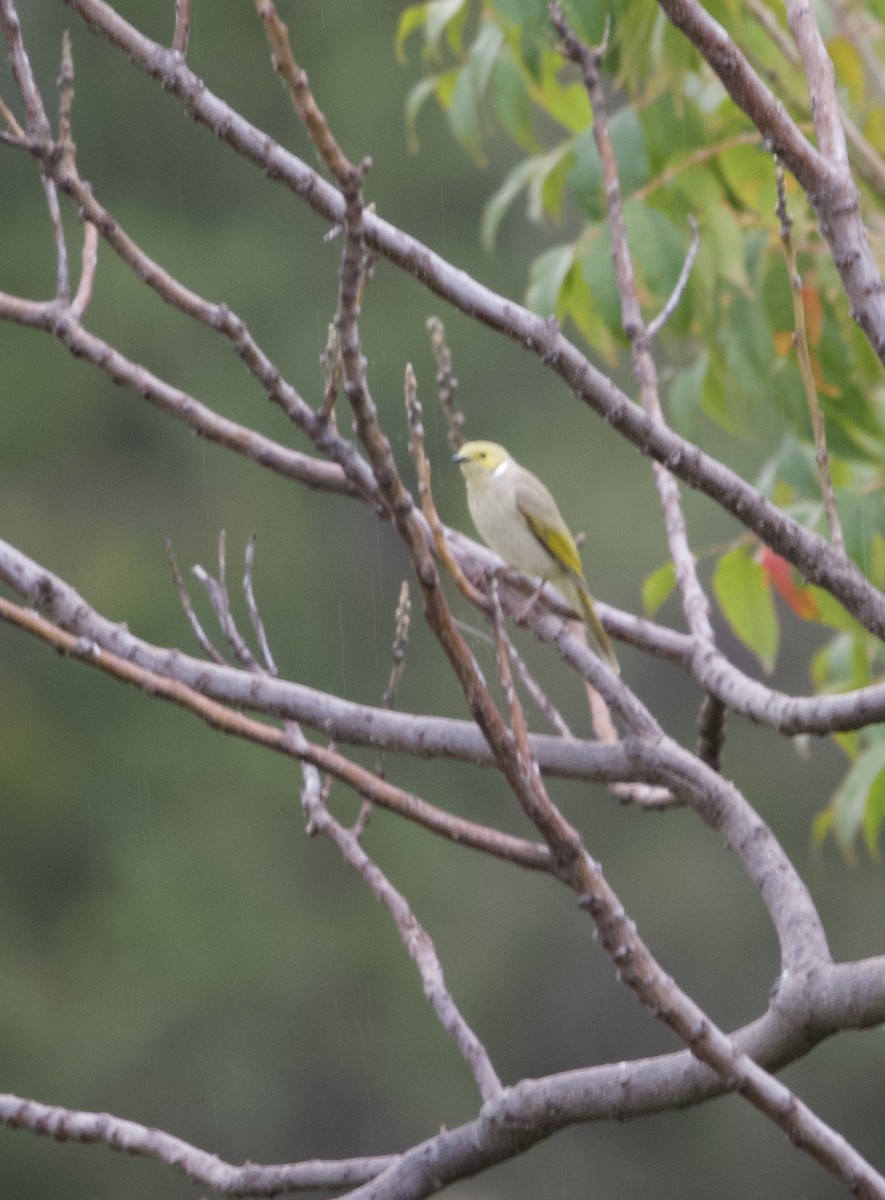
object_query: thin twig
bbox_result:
[192,532,260,670]
[353,580,412,837]
[318,321,341,422]
[243,534,278,676]
[775,160,844,553]
[647,216,700,339]
[166,539,228,665]
[405,365,489,611]
[0,1092,396,1195]
[294,727,503,1103]
[171,0,191,56]
[253,0,353,181]
[0,91,23,136]
[71,220,98,318]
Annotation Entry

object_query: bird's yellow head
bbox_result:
[453,440,512,482]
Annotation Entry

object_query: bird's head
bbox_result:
[453,441,512,483]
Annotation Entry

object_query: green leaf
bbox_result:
[837,488,885,576]
[481,157,539,249]
[623,199,689,314]
[533,48,593,132]
[557,260,618,362]
[579,227,622,339]
[495,0,550,24]
[467,20,505,97]
[642,562,677,616]
[667,352,708,434]
[492,45,537,152]
[639,92,708,175]
[396,4,431,62]
[718,142,777,219]
[569,128,605,220]
[533,146,576,223]
[526,243,575,316]
[828,740,885,853]
[481,143,575,248]
[405,76,447,153]
[713,545,779,672]
[698,203,749,293]
[569,110,648,221]
[426,0,471,51]
[723,291,775,395]
[448,66,485,162]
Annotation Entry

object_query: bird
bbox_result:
[453,440,619,674]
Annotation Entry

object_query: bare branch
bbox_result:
[0,90,23,136]
[0,1092,395,1196]
[4,957,885,1195]
[294,724,503,1103]
[253,0,353,182]
[0,292,357,497]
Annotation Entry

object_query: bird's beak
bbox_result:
[452,451,466,463]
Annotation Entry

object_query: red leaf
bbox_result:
[757,546,820,620]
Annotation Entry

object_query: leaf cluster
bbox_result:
[398,0,885,852]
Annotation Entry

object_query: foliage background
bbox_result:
[0,2,883,1197]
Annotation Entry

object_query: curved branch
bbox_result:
[0,1093,396,1196]
[3,958,883,1197]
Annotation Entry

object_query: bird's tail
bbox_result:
[575,581,620,675]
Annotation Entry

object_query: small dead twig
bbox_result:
[318,321,342,422]
[426,316,464,452]
[405,365,489,612]
[243,534,277,676]
[456,617,573,738]
[191,531,261,670]
[166,539,227,665]
[353,580,412,837]
[647,216,700,339]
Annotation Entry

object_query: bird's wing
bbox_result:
[515,479,585,579]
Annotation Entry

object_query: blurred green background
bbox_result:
[1,2,882,1198]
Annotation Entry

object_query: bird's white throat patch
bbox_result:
[491,459,510,480]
